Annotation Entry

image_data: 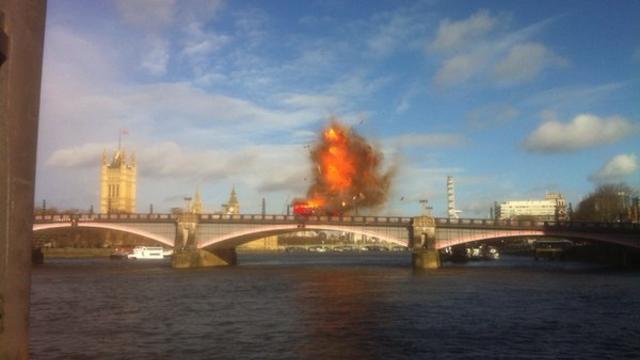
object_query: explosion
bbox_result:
[298,119,393,215]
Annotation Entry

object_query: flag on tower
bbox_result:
[118,128,129,149]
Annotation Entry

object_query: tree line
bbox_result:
[573,183,639,223]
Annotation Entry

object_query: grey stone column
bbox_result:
[0,1,47,358]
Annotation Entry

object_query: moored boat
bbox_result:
[109,247,131,260]
[127,246,164,260]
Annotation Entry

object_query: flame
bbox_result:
[302,119,393,215]
[325,128,339,141]
[320,127,355,191]
[306,196,325,208]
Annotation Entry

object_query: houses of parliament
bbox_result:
[100,148,137,213]
[99,146,239,216]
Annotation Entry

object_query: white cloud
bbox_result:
[466,103,519,128]
[37,22,350,212]
[233,7,269,46]
[429,10,498,53]
[633,46,640,62]
[395,99,409,113]
[326,72,392,105]
[387,133,466,148]
[589,154,638,183]
[368,11,424,56]
[47,141,311,188]
[43,26,119,86]
[493,42,567,84]
[257,170,309,194]
[46,143,108,169]
[523,114,639,153]
[434,50,489,87]
[141,37,170,76]
[193,71,228,86]
[136,142,257,180]
[115,0,226,78]
[182,22,231,59]
[279,94,341,110]
[116,0,176,30]
[429,11,564,88]
[395,84,420,113]
[524,82,625,109]
[116,0,224,32]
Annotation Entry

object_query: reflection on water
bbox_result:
[30,253,640,359]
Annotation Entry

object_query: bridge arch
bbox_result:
[33,222,174,247]
[198,224,408,250]
[437,230,640,250]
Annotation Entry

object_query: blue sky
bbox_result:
[36,0,640,216]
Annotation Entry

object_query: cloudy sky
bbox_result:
[37,0,640,216]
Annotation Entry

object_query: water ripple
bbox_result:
[30,254,640,359]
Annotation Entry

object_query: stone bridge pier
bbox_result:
[171,214,237,268]
[410,216,441,269]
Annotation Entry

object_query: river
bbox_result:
[30,253,640,359]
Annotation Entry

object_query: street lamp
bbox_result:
[419,199,432,216]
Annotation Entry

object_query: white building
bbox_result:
[497,193,566,221]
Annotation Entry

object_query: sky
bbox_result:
[36,0,640,217]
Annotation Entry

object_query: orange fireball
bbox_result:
[303,119,393,215]
[320,127,355,191]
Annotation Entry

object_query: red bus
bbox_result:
[292,199,320,216]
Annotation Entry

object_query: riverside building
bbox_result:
[497,193,567,221]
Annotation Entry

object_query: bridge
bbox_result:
[33,213,640,268]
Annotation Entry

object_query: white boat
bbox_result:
[127,246,164,259]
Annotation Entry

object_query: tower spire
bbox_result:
[229,185,238,205]
[192,185,203,214]
[130,150,136,166]
[222,186,240,214]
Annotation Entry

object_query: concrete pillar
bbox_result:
[411,216,441,269]
[0,1,47,358]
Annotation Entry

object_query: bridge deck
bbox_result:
[31,214,640,250]
[33,213,640,232]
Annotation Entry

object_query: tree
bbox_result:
[574,183,638,222]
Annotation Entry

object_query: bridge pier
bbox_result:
[410,216,441,269]
[172,248,237,268]
[412,248,441,270]
[172,213,237,268]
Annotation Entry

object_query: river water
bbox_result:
[30,253,640,359]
